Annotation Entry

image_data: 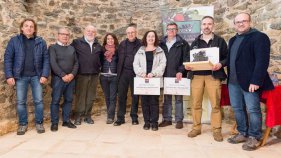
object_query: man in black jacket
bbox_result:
[71,25,103,125]
[159,22,190,129]
[227,13,273,151]
[114,24,141,126]
[185,16,228,142]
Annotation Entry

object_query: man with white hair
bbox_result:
[71,25,103,125]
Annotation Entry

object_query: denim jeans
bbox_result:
[162,95,183,122]
[228,83,262,139]
[50,75,75,124]
[100,75,117,120]
[16,76,44,125]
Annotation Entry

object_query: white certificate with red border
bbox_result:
[134,77,160,95]
[163,77,190,95]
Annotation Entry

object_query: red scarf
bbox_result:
[104,44,116,62]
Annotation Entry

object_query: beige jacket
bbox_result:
[133,46,166,77]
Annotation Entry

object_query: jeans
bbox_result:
[16,76,44,125]
[141,95,159,125]
[162,95,183,122]
[117,71,139,121]
[50,75,75,124]
[228,83,262,139]
[100,75,117,120]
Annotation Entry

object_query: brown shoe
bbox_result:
[187,129,201,138]
[213,131,223,142]
[175,121,183,129]
[159,120,172,127]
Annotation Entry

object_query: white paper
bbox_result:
[190,47,219,64]
[134,77,160,95]
[163,77,190,95]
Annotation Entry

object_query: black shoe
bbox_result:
[62,121,77,128]
[151,123,158,131]
[74,118,81,125]
[132,120,139,125]
[51,123,58,132]
[84,117,94,124]
[143,123,150,130]
[113,120,125,126]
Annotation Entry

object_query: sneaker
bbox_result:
[175,121,183,129]
[74,117,81,125]
[62,121,77,128]
[143,123,150,130]
[106,118,114,124]
[35,124,45,134]
[187,129,201,138]
[17,125,28,135]
[227,133,247,144]
[158,120,172,127]
[213,131,223,142]
[50,123,58,132]
[151,123,158,131]
[242,136,261,151]
[132,119,139,125]
[113,119,125,126]
[84,117,94,124]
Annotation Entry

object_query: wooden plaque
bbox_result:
[183,60,214,71]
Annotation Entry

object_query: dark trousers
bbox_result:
[100,75,118,120]
[75,74,98,118]
[141,95,159,125]
[117,72,139,121]
[50,75,75,124]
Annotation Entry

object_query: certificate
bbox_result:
[163,77,190,95]
[134,77,160,95]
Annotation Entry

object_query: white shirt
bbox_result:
[166,37,176,52]
[84,37,94,52]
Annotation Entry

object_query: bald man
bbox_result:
[227,13,274,151]
[71,25,103,125]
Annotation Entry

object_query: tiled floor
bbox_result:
[0,115,280,158]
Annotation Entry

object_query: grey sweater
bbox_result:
[49,43,79,77]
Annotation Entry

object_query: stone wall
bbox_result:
[0,0,281,135]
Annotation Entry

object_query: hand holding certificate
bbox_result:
[134,77,160,95]
[183,47,219,71]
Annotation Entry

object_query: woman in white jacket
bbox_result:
[133,30,166,131]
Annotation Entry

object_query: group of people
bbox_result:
[4,12,274,151]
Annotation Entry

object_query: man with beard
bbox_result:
[185,16,228,142]
[71,25,103,125]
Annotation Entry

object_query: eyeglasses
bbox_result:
[58,33,70,36]
[234,20,249,25]
[166,28,177,31]
[126,32,136,35]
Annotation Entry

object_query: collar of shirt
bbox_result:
[57,41,68,46]
[166,37,176,51]
[84,37,94,45]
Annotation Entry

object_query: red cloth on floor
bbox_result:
[261,86,281,128]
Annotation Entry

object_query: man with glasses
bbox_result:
[159,22,190,129]
[49,27,78,131]
[4,18,49,135]
[71,25,103,125]
[227,13,274,151]
[114,23,141,126]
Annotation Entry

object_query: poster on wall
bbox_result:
[161,6,214,44]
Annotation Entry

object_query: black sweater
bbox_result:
[49,43,79,77]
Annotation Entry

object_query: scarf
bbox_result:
[104,44,116,62]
